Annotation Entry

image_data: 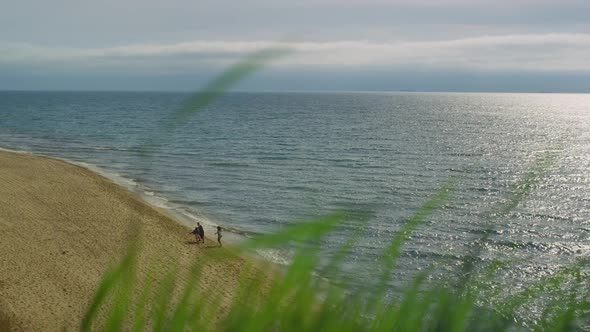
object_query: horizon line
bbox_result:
[1,89,589,95]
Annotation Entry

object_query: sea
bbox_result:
[1,91,589,300]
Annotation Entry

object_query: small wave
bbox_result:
[256,155,291,161]
[479,238,578,255]
[447,152,485,157]
[71,161,139,189]
[140,193,170,210]
[209,162,252,168]
[515,212,573,222]
[168,199,209,206]
[220,226,263,238]
[89,146,112,151]
[446,168,486,174]
[404,249,464,261]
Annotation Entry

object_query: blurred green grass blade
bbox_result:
[81,267,119,331]
[490,151,556,218]
[468,151,558,266]
[375,269,430,331]
[138,47,291,158]
[462,259,511,306]
[103,284,132,332]
[448,291,477,332]
[169,47,291,127]
[104,245,137,332]
[318,212,369,283]
[500,263,587,317]
[307,287,346,331]
[153,269,179,332]
[318,234,360,287]
[81,244,137,331]
[365,179,455,314]
[380,179,455,268]
[541,268,586,332]
[221,263,266,331]
[243,247,320,332]
[132,279,153,332]
[195,280,225,332]
[168,260,204,331]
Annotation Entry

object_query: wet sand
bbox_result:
[0,150,259,331]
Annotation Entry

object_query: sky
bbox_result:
[2,0,590,92]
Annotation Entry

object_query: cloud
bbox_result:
[2,34,590,74]
[276,0,589,8]
[137,0,590,8]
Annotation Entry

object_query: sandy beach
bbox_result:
[0,150,257,331]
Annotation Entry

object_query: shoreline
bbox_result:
[0,145,292,267]
[0,149,267,331]
[0,145,246,246]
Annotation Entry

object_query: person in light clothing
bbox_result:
[215,226,223,247]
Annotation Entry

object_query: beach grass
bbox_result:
[78,201,590,331]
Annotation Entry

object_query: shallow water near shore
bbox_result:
[1,91,589,298]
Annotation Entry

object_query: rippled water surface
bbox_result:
[1,91,589,292]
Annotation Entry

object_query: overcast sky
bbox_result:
[2,0,590,92]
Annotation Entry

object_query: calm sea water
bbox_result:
[1,91,589,296]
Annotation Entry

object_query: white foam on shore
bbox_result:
[73,160,140,190]
[0,146,32,154]
[255,248,292,266]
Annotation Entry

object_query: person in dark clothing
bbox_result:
[190,226,202,244]
[197,223,205,243]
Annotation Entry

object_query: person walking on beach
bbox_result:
[197,223,205,243]
[215,226,223,247]
[190,226,202,244]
